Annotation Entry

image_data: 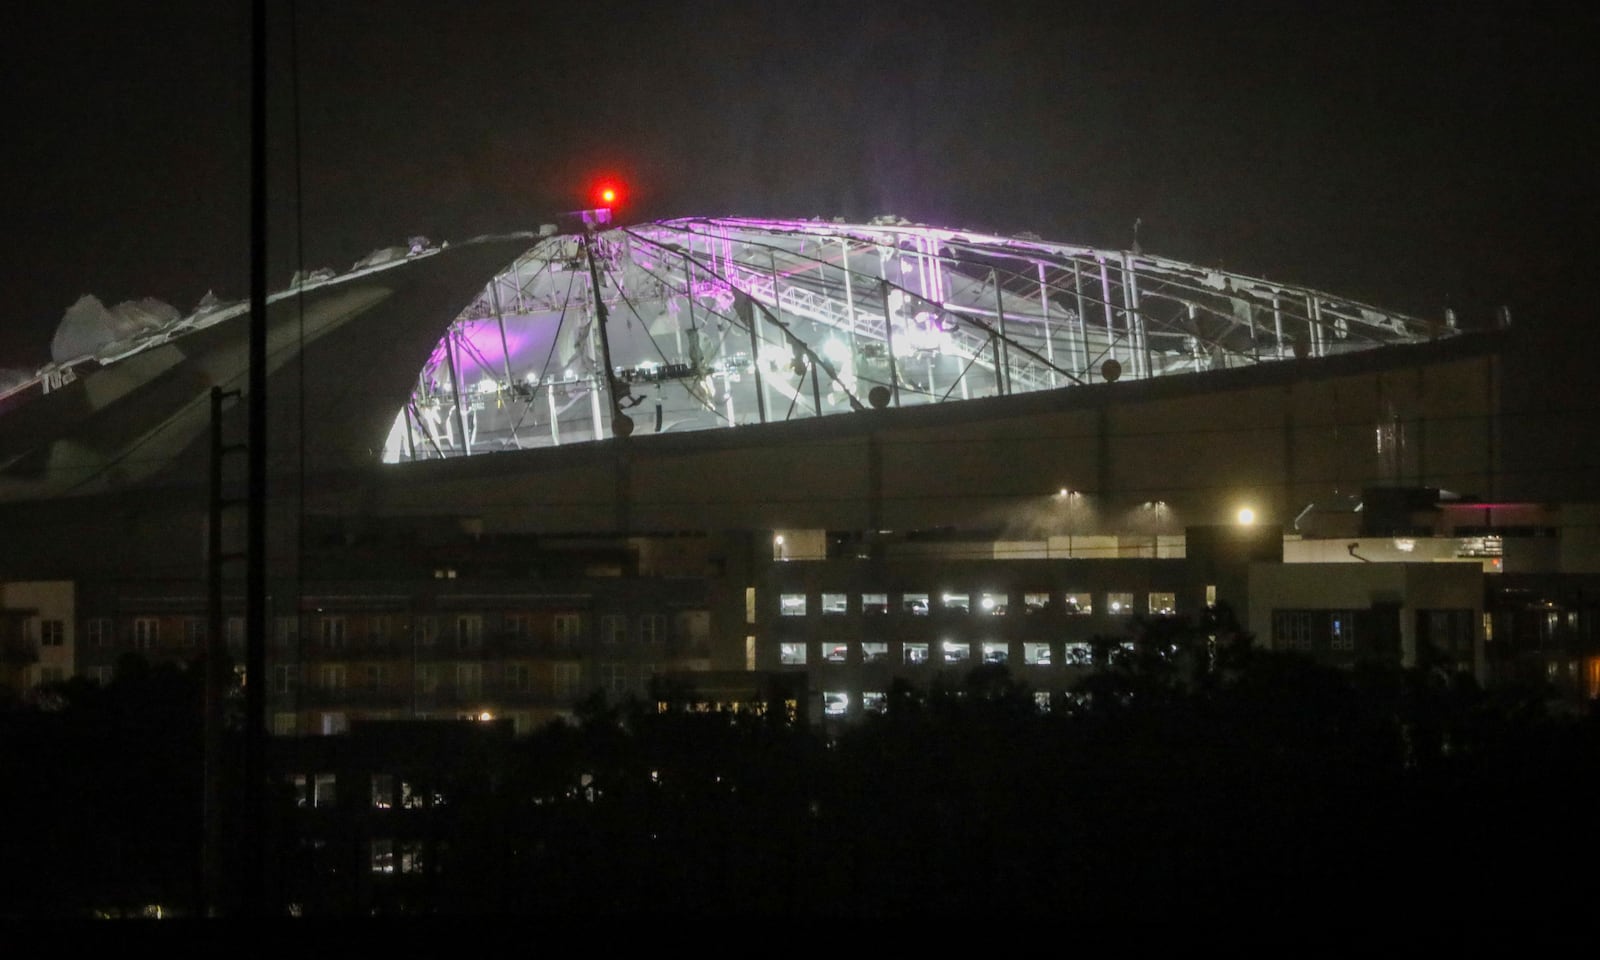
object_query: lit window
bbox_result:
[941,593,970,613]
[780,642,808,665]
[1063,642,1094,666]
[862,691,887,714]
[821,593,848,615]
[1063,592,1092,615]
[779,594,807,617]
[372,774,396,810]
[313,773,337,808]
[979,592,1005,615]
[903,642,929,664]
[370,839,394,875]
[1148,593,1176,616]
[902,593,930,615]
[1024,642,1052,665]
[1107,593,1134,615]
[1034,691,1052,713]
[982,642,1008,664]
[824,643,849,663]
[1330,614,1356,652]
[1023,593,1050,614]
[822,692,849,717]
[399,841,426,875]
[861,642,889,663]
[320,712,348,736]
[862,593,889,615]
[943,641,971,663]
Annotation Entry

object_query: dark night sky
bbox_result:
[3,0,1595,369]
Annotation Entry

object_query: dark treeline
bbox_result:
[3,620,1596,919]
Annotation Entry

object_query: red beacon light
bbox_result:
[593,181,623,210]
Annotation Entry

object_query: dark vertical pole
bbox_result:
[203,388,225,916]
[245,0,269,918]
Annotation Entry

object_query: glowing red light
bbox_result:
[593,181,623,209]
[601,187,616,204]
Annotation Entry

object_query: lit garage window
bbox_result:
[823,692,849,717]
[902,593,930,615]
[1024,642,1052,665]
[821,593,848,615]
[1107,592,1134,615]
[862,691,887,714]
[862,593,889,615]
[780,643,807,665]
[941,592,970,613]
[981,642,1008,664]
[1063,592,1092,615]
[861,642,889,663]
[979,592,1005,614]
[1149,592,1176,616]
[1023,592,1050,613]
[780,594,807,617]
[1064,642,1094,666]
[1034,692,1052,713]
[903,642,929,664]
[824,643,849,663]
[943,640,971,663]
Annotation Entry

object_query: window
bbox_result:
[1106,592,1134,615]
[399,841,426,875]
[507,663,532,692]
[779,594,807,617]
[86,618,112,647]
[602,662,629,697]
[1330,613,1356,652]
[1023,593,1050,614]
[941,592,970,613]
[824,642,849,663]
[272,712,297,736]
[416,616,438,646]
[1034,691,1053,714]
[640,614,666,645]
[364,664,386,693]
[862,691,887,714]
[553,662,581,699]
[1063,642,1094,666]
[779,642,808,665]
[1024,642,1052,665]
[861,642,888,663]
[902,593,930,615]
[88,665,114,686]
[371,839,395,875]
[822,691,849,717]
[821,593,847,615]
[1272,611,1316,651]
[372,774,395,810]
[313,773,337,808]
[271,665,298,694]
[320,616,346,648]
[39,619,65,647]
[454,614,482,650]
[226,617,244,650]
[553,613,582,647]
[982,642,1008,664]
[505,613,531,641]
[1418,609,1474,659]
[862,593,888,615]
[320,712,348,736]
[1149,592,1176,616]
[415,665,438,694]
[943,640,971,663]
[273,616,298,646]
[1206,584,1217,608]
[601,614,627,644]
[456,663,482,698]
[903,642,929,664]
[979,592,1005,615]
[1063,592,1092,615]
[368,615,389,647]
[39,666,65,685]
[319,665,346,692]
[134,617,159,649]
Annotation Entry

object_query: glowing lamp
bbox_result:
[1237,507,1256,525]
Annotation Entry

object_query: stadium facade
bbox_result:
[1,217,1595,726]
